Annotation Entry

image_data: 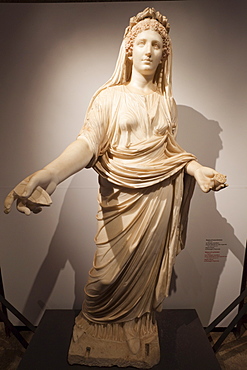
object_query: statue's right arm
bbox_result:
[4,137,94,215]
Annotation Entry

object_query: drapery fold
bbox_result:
[77,86,196,323]
[83,171,195,324]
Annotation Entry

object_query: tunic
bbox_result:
[77,85,196,325]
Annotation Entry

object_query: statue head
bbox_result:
[124,9,171,62]
[119,8,172,88]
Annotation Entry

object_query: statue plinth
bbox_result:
[68,312,160,368]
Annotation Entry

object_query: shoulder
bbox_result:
[96,85,125,99]
[91,86,125,111]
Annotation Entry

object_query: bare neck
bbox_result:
[128,68,156,94]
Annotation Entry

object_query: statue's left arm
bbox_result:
[185,160,227,193]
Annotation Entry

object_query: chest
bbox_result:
[113,93,168,148]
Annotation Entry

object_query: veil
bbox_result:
[84,17,178,136]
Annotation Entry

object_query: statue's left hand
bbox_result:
[194,166,228,193]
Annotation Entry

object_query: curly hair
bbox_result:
[125,18,171,60]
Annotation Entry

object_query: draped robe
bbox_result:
[75,85,196,332]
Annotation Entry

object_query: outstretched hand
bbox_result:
[194,166,228,193]
[4,169,55,215]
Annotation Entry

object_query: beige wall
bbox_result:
[0,1,246,326]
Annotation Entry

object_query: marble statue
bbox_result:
[4,8,227,369]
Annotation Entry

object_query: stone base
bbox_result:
[68,327,160,368]
[17,310,221,370]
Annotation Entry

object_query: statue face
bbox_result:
[130,30,163,77]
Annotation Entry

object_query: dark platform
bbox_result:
[17,309,220,370]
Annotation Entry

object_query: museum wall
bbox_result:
[0,1,246,326]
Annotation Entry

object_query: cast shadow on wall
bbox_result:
[167,105,244,325]
[22,105,244,326]
[21,174,98,324]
